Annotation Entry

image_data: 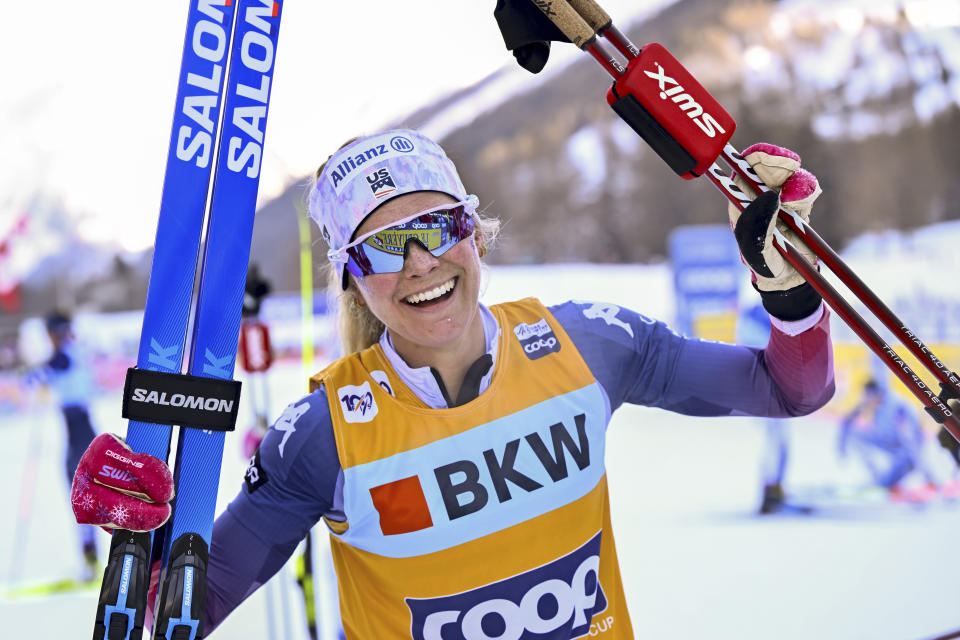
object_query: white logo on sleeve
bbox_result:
[274,400,310,458]
[577,301,637,338]
[338,381,379,423]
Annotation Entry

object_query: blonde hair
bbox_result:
[326,216,501,356]
[312,142,500,356]
[326,261,384,356]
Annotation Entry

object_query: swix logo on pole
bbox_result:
[607,42,736,179]
[644,62,727,138]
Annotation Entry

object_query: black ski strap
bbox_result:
[122,368,241,432]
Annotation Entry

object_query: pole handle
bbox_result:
[565,0,611,32]
[529,0,597,48]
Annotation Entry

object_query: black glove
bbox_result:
[494,0,570,73]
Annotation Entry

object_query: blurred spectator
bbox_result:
[0,334,18,369]
[839,379,938,502]
[42,310,100,580]
[243,263,271,319]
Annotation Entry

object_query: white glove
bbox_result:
[728,143,823,320]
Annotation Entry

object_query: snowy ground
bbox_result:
[2,261,960,639]
[4,371,960,639]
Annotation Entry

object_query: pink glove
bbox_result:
[728,142,823,321]
[71,433,174,532]
[728,142,822,292]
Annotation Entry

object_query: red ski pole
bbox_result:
[527,0,960,437]
[718,143,960,402]
[709,169,960,438]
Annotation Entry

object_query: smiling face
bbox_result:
[349,191,484,364]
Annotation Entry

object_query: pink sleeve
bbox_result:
[765,306,836,414]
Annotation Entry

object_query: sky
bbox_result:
[0,0,670,258]
[2,0,957,269]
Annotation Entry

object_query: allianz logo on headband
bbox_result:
[327,132,418,196]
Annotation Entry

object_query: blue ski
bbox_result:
[154,2,284,640]
[93,1,284,639]
[94,2,240,639]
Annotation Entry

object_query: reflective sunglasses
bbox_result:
[328,199,477,279]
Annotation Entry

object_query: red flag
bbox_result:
[0,284,20,313]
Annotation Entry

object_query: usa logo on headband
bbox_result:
[367,167,397,199]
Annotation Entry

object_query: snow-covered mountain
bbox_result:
[4,0,959,314]
[420,0,960,267]
[410,0,960,142]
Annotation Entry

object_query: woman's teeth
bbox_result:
[405,278,455,304]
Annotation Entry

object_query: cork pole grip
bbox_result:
[529,0,597,48]
[565,0,612,32]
